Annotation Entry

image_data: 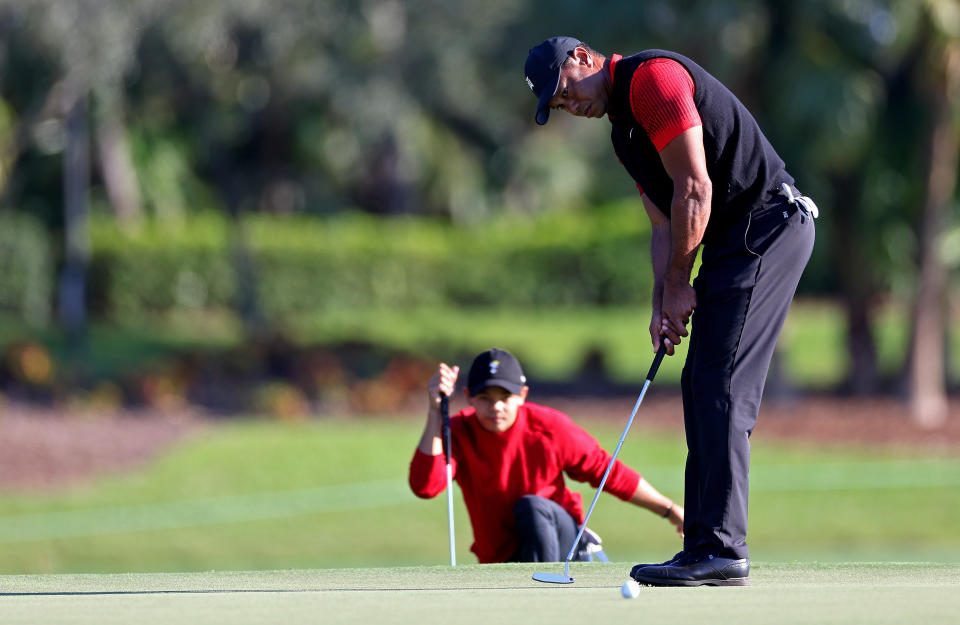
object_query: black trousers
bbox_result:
[681,196,815,560]
[511,495,579,562]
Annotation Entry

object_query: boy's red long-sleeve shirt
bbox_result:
[408,402,641,563]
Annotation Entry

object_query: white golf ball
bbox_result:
[620,579,641,599]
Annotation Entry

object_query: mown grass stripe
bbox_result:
[0,459,957,544]
[0,562,957,625]
[640,458,960,492]
[0,480,412,543]
[750,459,960,491]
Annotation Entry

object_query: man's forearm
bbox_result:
[666,182,712,284]
[668,179,711,284]
[650,223,671,308]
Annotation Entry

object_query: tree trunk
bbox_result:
[843,294,878,394]
[60,83,90,337]
[906,42,959,428]
[828,170,879,394]
[96,113,142,228]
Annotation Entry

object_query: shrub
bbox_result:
[89,212,236,317]
[87,203,655,324]
[0,211,53,325]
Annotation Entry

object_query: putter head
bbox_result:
[532,572,574,584]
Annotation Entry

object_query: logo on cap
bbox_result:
[525,76,535,92]
[489,360,500,375]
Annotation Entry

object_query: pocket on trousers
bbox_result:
[743,206,791,257]
[696,238,761,297]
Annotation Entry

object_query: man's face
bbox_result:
[466,386,527,433]
[547,47,608,119]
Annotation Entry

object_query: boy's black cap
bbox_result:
[524,36,581,125]
[467,348,527,395]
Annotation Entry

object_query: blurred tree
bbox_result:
[0,1,145,224]
[736,0,958,402]
[904,0,959,427]
[0,0,955,407]
[0,0,149,344]
[60,81,89,336]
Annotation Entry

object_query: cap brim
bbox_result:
[534,68,562,125]
[469,379,525,396]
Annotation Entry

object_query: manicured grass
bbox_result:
[1,563,957,625]
[0,417,957,574]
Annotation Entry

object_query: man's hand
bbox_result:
[658,278,696,355]
[648,306,676,355]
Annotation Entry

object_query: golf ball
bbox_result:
[620,579,641,599]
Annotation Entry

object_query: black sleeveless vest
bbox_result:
[608,50,792,242]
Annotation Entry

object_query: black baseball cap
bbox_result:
[524,36,581,125]
[467,348,527,396]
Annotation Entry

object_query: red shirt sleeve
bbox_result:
[629,58,700,152]
[555,418,641,501]
[408,448,454,498]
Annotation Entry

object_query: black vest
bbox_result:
[608,50,792,242]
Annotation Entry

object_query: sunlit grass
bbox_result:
[0,417,957,574]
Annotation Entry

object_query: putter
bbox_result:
[441,393,456,566]
[532,343,667,584]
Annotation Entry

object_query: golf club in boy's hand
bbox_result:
[532,343,667,584]
[440,392,456,566]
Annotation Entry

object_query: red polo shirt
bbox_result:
[409,402,641,563]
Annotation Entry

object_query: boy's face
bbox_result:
[465,385,528,433]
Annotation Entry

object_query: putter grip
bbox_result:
[646,343,668,381]
[440,393,452,464]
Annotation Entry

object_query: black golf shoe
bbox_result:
[631,553,750,587]
[629,551,687,580]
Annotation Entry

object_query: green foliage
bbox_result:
[295,306,683,385]
[1,0,956,395]
[289,300,956,388]
[3,300,949,395]
[89,204,654,322]
[0,211,53,325]
[90,212,235,317]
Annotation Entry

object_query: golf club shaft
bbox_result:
[440,393,456,566]
[562,344,667,563]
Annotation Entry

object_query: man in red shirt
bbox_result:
[409,347,684,564]
[523,37,816,586]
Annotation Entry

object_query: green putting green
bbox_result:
[1,562,957,625]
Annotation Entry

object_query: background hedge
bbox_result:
[88,203,655,325]
[0,211,53,326]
